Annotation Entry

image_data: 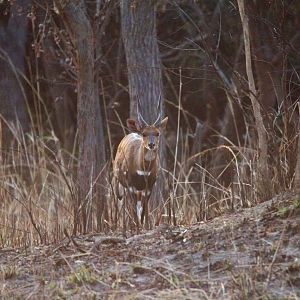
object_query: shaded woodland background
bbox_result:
[0,0,300,245]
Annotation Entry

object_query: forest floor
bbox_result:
[1,191,300,299]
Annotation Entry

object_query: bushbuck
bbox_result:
[113,101,167,229]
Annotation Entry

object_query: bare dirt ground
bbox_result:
[1,191,300,299]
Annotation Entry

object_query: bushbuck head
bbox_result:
[127,95,168,150]
[126,117,168,151]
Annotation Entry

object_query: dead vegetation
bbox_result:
[1,191,299,299]
[0,1,300,299]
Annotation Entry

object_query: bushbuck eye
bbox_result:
[155,132,160,137]
[142,133,147,137]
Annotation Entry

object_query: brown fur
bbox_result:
[112,117,168,228]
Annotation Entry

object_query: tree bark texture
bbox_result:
[237,0,269,188]
[0,0,30,143]
[54,0,106,233]
[120,0,164,123]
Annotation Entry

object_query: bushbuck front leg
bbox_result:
[131,189,142,234]
[136,191,142,225]
[127,187,139,233]
[141,189,152,230]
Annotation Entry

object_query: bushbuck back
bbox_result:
[113,101,167,230]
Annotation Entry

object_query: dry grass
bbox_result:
[1,192,299,299]
[0,123,75,246]
[0,98,299,247]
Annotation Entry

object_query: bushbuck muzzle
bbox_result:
[142,126,160,150]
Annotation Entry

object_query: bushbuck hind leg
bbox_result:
[111,177,122,230]
[122,190,135,235]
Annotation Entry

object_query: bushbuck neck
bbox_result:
[137,136,157,170]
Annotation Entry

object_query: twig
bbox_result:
[64,228,86,253]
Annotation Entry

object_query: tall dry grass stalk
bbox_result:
[0,121,75,246]
[0,98,298,246]
[169,106,298,225]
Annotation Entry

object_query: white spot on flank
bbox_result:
[136,170,151,176]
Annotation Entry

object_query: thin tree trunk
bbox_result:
[54,0,106,234]
[94,0,109,232]
[237,0,269,194]
[121,0,166,223]
[295,105,300,191]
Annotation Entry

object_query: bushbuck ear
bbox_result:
[159,117,168,131]
[127,119,141,132]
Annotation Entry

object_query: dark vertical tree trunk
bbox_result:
[42,36,77,152]
[295,113,300,191]
[94,0,110,231]
[54,0,106,234]
[0,0,30,142]
[120,0,166,223]
[247,1,283,122]
[120,0,164,122]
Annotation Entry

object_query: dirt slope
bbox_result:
[1,191,300,299]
